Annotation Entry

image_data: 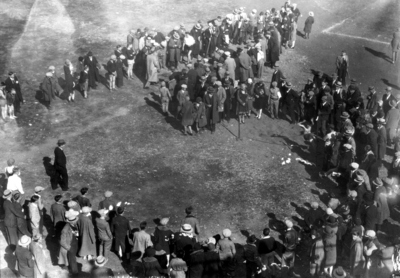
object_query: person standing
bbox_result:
[159,81,171,116]
[107,55,117,91]
[144,49,159,89]
[349,230,364,278]
[96,209,113,258]
[5,72,24,114]
[258,227,276,269]
[366,86,378,112]
[288,17,297,49]
[385,98,400,146]
[282,220,299,277]
[50,194,66,238]
[216,81,226,122]
[3,189,25,248]
[12,193,31,238]
[54,139,68,191]
[203,86,220,134]
[111,206,131,263]
[335,51,349,86]
[224,52,236,84]
[216,229,236,277]
[382,87,397,117]
[7,166,24,194]
[77,206,96,260]
[181,96,195,135]
[132,221,153,259]
[15,235,35,278]
[316,96,332,136]
[237,83,249,124]
[181,206,200,237]
[40,72,56,109]
[365,123,378,157]
[84,51,101,90]
[376,118,387,160]
[59,210,80,275]
[116,54,125,88]
[64,60,76,102]
[373,178,390,231]
[238,46,252,83]
[168,33,182,69]
[390,27,400,64]
[79,65,89,99]
[30,234,47,278]
[29,195,42,237]
[309,230,324,277]
[303,12,314,39]
[190,23,202,59]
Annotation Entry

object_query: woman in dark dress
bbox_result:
[83,51,101,89]
[254,82,268,119]
[64,60,75,102]
[236,83,249,124]
[153,218,174,263]
[116,55,125,88]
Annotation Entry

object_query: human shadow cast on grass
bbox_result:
[364,47,392,62]
[144,96,182,132]
[43,156,58,190]
[381,78,400,91]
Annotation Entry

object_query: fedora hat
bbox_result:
[332,266,347,278]
[389,99,397,107]
[95,255,108,267]
[57,139,66,146]
[18,235,32,247]
[340,112,350,119]
[180,224,193,234]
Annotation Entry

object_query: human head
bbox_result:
[31,195,40,203]
[263,227,270,236]
[7,158,15,166]
[117,206,125,215]
[185,206,193,215]
[80,187,88,196]
[57,139,66,147]
[140,221,147,230]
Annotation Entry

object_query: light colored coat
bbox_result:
[224,57,236,80]
[146,53,159,83]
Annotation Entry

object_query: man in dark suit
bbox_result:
[345,84,362,112]
[382,86,397,117]
[270,63,285,88]
[3,189,25,249]
[73,187,91,208]
[84,51,100,89]
[50,194,66,238]
[366,86,378,112]
[54,139,68,191]
[285,82,299,124]
[316,96,331,136]
[186,64,199,100]
[15,235,35,278]
[365,123,378,157]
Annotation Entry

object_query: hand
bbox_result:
[116,201,122,207]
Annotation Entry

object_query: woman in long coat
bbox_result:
[63,60,75,102]
[203,87,220,133]
[309,230,324,277]
[84,51,100,89]
[349,230,365,278]
[145,51,159,88]
[268,30,280,67]
[41,72,56,108]
[303,12,314,39]
[374,178,390,230]
[116,55,125,88]
[181,96,195,135]
[168,34,182,68]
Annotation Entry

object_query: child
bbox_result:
[159,81,171,115]
[6,89,16,119]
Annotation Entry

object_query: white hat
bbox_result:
[309,11,314,16]
[18,235,32,247]
[222,229,232,237]
[181,224,193,233]
[46,72,53,77]
[252,9,257,13]
[119,55,125,59]
[326,208,333,215]
[365,230,376,238]
[224,51,231,56]
[48,66,55,70]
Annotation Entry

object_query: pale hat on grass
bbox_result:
[18,235,32,247]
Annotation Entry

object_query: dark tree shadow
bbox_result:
[381,78,400,91]
[364,47,391,62]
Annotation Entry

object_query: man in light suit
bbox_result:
[54,139,68,191]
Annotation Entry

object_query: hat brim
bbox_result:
[95,257,108,267]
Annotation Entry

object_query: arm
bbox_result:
[105,222,113,239]
[60,227,71,250]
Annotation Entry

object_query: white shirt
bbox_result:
[7,174,24,194]
[184,35,195,47]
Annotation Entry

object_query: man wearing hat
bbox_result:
[181,95,195,135]
[366,86,378,112]
[270,63,285,89]
[168,33,182,68]
[190,23,202,58]
[332,82,346,129]
[15,235,34,278]
[345,84,361,112]
[111,206,131,263]
[304,202,324,231]
[376,118,387,160]
[223,51,236,84]
[5,71,24,114]
[50,194,66,238]
[284,82,299,124]
[359,193,378,231]
[96,209,113,258]
[335,50,348,86]
[385,97,400,146]
[99,190,114,211]
[3,189,26,248]
[40,71,57,109]
[203,86,220,134]
[176,84,189,118]
[365,123,378,158]
[59,210,79,274]
[54,139,68,191]
[77,206,96,260]
[202,23,218,57]
[107,55,117,91]
[84,51,101,89]
[282,219,299,276]
[338,112,353,133]
[91,255,114,277]
[373,178,390,232]
[382,86,397,117]
[316,95,331,136]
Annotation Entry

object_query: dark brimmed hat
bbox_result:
[57,139,66,145]
[365,123,374,129]
[207,87,215,93]
[340,112,350,119]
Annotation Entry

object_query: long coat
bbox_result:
[193,102,207,127]
[238,52,253,82]
[268,30,280,65]
[366,129,378,157]
[41,76,56,102]
[385,108,400,141]
[111,214,131,255]
[224,57,236,81]
[374,186,390,225]
[350,238,364,276]
[168,38,181,62]
[83,56,100,88]
[77,214,96,257]
[204,92,220,124]
[303,16,314,33]
[310,238,324,274]
[146,53,159,83]
[376,126,387,160]
[391,30,400,52]
[58,223,78,267]
[181,100,195,126]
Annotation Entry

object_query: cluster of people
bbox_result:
[0,72,24,120]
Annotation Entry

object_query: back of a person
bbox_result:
[182,215,199,234]
[133,230,149,252]
[15,246,34,277]
[96,218,110,241]
[143,257,162,277]
[218,238,235,260]
[170,258,187,278]
[258,237,275,255]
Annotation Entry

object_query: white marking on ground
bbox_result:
[313,0,333,13]
[324,32,390,45]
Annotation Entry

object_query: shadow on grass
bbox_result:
[364,47,392,62]
[144,96,182,132]
[382,78,400,91]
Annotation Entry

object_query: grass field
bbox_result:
[0,0,399,277]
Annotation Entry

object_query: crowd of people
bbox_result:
[1,0,400,277]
